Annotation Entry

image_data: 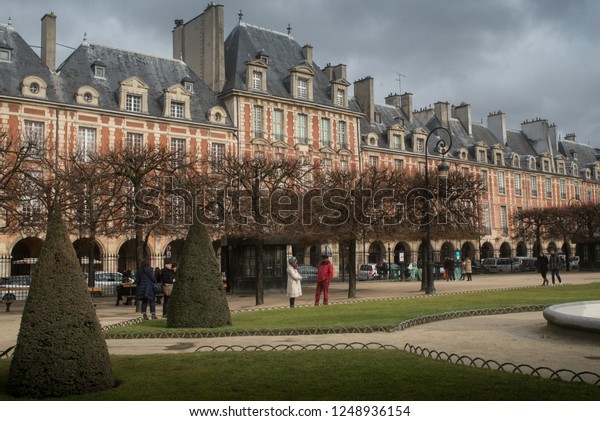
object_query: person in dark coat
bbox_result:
[548,249,563,286]
[160,259,176,318]
[536,252,549,286]
[135,258,159,319]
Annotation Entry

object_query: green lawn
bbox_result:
[1,283,599,400]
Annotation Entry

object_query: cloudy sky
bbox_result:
[4,0,600,147]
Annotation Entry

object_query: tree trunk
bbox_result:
[254,239,265,305]
[87,234,96,288]
[347,239,357,298]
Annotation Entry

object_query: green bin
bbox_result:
[389,267,399,280]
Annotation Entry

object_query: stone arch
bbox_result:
[480,242,494,260]
[499,242,512,258]
[165,239,185,265]
[516,241,528,257]
[72,238,104,272]
[10,237,44,276]
[393,242,412,265]
[117,239,152,273]
[461,241,476,260]
[368,241,385,263]
[440,242,455,261]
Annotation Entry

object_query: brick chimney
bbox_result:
[41,12,56,71]
[565,133,577,142]
[172,3,225,92]
[354,77,375,124]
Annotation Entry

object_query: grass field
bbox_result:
[1,283,599,400]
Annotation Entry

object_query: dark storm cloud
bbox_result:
[3,0,599,146]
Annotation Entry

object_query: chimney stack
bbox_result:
[487,111,507,145]
[354,77,375,124]
[172,3,225,92]
[434,101,450,128]
[41,12,56,71]
[454,103,472,136]
[302,44,313,65]
[565,133,577,142]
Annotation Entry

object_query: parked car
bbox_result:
[511,257,537,272]
[471,260,489,274]
[297,264,318,282]
[84,271,123,295]
[481,258,513,273]
[358,263,380,281]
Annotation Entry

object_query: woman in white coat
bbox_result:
[287,256,304,308]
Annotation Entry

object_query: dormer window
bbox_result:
[246,59,268,93]
[22,76,47,98]
[163,84,191,120]
[529,157,536,170]
[119,76,149,114]
[92,59,106,79]
[557,162,565,174]
[76,86,100,106]
[290,64,315,100]
[252,71,263,90]
[542,159,550,172]
[181,75,194,93]
[513,155,520,167]
[460,150,468,160]
[477,149,486,163]
[0,48,11,62]
[494,152,503,166]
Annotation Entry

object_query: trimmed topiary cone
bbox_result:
[167,217,231,328]
[8,211,115,398]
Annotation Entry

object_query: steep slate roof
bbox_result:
[56,43,231,126]
[223,22,362,113]
[559,140,600,168]
[0,23,58,99]
[359,104,425,150]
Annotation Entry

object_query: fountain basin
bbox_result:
[543,301,600,333]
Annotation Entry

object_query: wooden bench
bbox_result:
[87,287,102,297]
[116,284,136,305]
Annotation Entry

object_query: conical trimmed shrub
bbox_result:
[167,217,231,328]
[8,211,115,398]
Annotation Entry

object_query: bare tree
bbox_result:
[511,207,554,256]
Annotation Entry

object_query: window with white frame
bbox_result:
[252,71,263,90]
[481,170,488,191]
[543,159,550,172]
[253,106,263,138]
[273,109,284,141]
[184,81,194,93]
[559,179,566,200]
[545,177,552,199]
[498,171,506,195]
[211,143,225,172]
[322,158,332,172]
[495,152,503,165]
[514,173,522,196]
[340,160,348,171]
[478,149,486,163]
[530,175,538,198]
[369,156,379,168]
[170,138,186,167]
[320,118,331,147]
[126,132,143,152]
[297,78,308,99]
[77,127,96,162]
[0,48,11,62]
[23,120,44,158]
[482,202,491,235]
[126,94,142,112]
[170,101,185,119]
[500,206,508,236]
[574,181,580,200]
[392,134,402,149]
[558,162,565,174]
[415,138,424,153]
[335,89,345,106]
[297,114,308,144]
[587,189,592,202]
[394,159,404,172]
[337,120,347,148]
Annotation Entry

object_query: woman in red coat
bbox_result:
[315,254,334,305]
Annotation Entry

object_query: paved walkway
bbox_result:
[2,272,600,377]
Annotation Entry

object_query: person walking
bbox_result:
[536,252,549,286]
[160,258,176,317]
[464,257,473,281]
[135,258,160,320]
[286,256,304,308]
[315,254,334,305]
[548,249,563,286]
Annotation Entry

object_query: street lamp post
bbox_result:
[423,127,452,295]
